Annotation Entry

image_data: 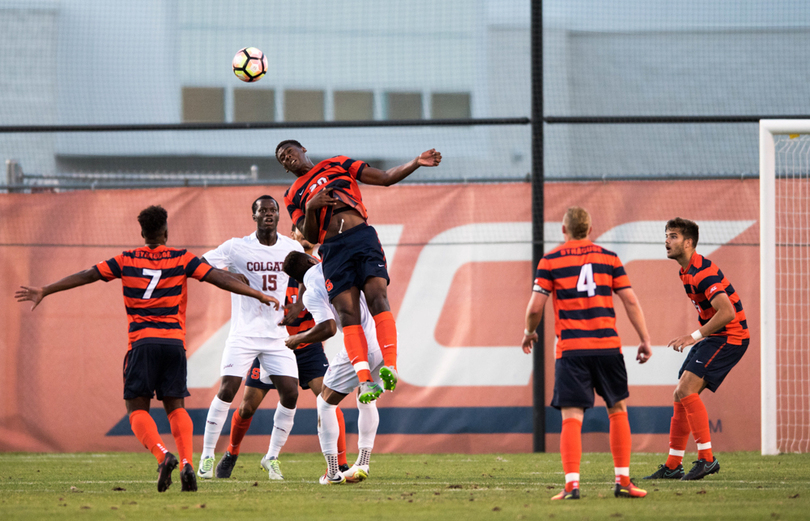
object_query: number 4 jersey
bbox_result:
[533,238,632,359]
[202,232,304,339]
[94,245,213,350]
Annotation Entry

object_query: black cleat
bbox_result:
[216,451,238,479]
[157,452,179,492]
[643,463,685,480]
[682,457,720,480]
[180,463,197,492]
[551,487,580,500]
[339,463,350,473]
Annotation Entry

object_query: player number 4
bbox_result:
[142,268,162,299]
[577,263,597,297]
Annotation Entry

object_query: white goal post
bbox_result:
[759,120,810,455]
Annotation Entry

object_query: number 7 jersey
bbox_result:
[202,232,303,339]
[533,238,632,359]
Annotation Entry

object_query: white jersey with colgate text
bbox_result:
[203,232,304,338]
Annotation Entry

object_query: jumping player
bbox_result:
[282,251,383,485]
[644,218,749,481]
[197,196,304,479]
[522,207,652,500]
[216,224,350,480]
[15,205,277,493]
[276,140,442,402]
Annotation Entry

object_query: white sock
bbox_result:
[201,396,231,459]
[356,395,379,466]
[265,403,296,459]
[317,395,339,456]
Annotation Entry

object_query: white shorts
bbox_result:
[220,336,298,380]
[323,348,384,395]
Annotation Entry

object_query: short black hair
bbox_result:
[252,195,278,214]
[137,205,168,239]
[282,251,317,283]
[275,139,303,161]
[665,217,699,248]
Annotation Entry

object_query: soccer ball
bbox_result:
[232,47,268,83]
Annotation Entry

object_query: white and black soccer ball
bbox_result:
[232,47,268,83]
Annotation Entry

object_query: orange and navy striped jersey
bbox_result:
[283,156,370,244]
[94,245,213,350]
[284,277,319,350]
[534,239,631,359]
[679,252,749,343]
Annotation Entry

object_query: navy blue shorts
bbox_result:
[122,343,190,400]
[318,223,389,301]
[679,336,749,392]
[244,343,328,391]
[551,353,629,410]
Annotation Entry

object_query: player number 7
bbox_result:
[142,268,162,299]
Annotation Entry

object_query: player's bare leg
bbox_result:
[260,375,299,481]
[199,375,242,478]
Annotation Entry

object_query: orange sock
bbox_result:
[343,324,372,382]
[227,410,253,456]
[681,393,714,462]
[129,410,168,463]
[167,408,194,469]
[336,407,347,467]
[373,311,398,369]
[666,402,690,469]
[609,411,632,487]
[560,418,582,492]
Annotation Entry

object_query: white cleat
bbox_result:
[260,456,284,480]
[197,456,214,479]
[343,464,369,483]
[319,471,346,485]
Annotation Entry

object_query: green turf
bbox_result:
[1,451,809,520]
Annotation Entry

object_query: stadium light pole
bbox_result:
[531,0,546,453]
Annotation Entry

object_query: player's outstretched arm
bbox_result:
[521,290,549,354]
[360,149,442,186]
[667,292,736,352]
[16,268,102,311]
[205,268,280,310]
[616,288,652,363]
[285,319,337,349]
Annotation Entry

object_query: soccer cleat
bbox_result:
[358,381,383,404]
[339,463,350,473]
[682,457,720,481]
[643,463,685,480]
[614,480,647,498]
[216,451,238,479]
[180,463,197,492]
[197,456,214,479]
[379,365,398,392]
[319,471,346,485]
[157,452,178,493]
[343,464,369,483]
[260,455,284,480]
[551,487,580,500]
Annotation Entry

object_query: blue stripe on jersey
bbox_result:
[123,285,183,299]
[559,307,616,321]
[556,285,613,300]
[560,328,619,340]
[105,259,122,278]
[128,321,183,333]
[121,266,186,279]
[549,262,616,279]
[126,306,180,317]
[184,256,202,276]
[697,274,724,293]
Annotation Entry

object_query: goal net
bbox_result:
[760,121,810,454]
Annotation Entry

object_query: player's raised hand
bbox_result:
[636,340,652,364]
[260,294,280,310]
[16,286,45,310]
[417,149,442,167]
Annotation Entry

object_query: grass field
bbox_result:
[1,451,809,520]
